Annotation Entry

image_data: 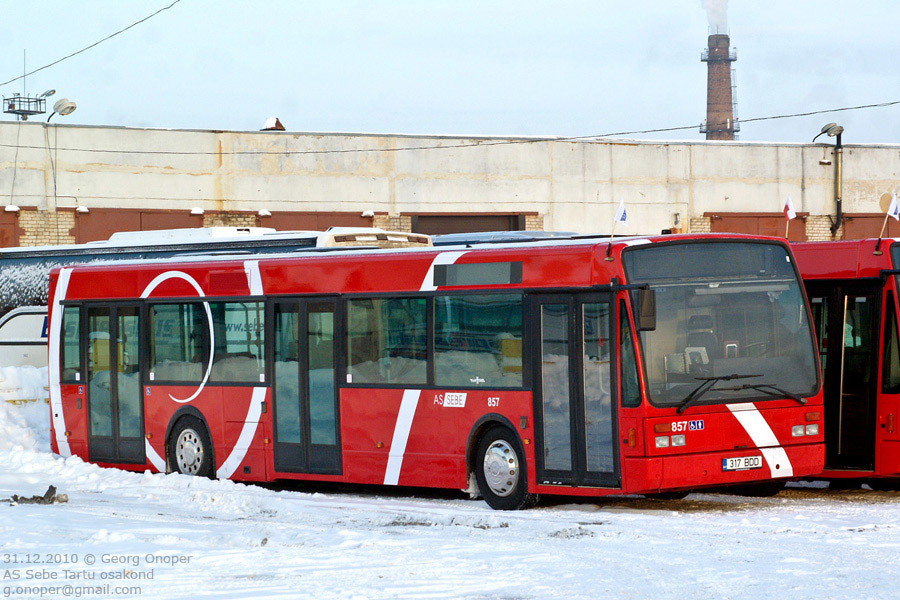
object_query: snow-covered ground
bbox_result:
[0,367,48,404]
[1,400,899,600]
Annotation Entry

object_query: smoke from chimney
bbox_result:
[702,0,728,33]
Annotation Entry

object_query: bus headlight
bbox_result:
[655,436,670,448]
[671,434,686,447]
[805,424,819,436]
[792,425,805,437]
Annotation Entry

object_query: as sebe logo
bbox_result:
[434,392,467,408]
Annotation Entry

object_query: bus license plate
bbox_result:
[722,456,763,471]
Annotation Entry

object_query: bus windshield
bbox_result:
[622,241,819,407]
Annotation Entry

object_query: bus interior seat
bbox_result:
[500,337,522,374]
[686,314,718,360]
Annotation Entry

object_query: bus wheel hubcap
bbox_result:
[483,440,518,497]
[176,429,203,475]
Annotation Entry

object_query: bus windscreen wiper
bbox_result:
[714,383,807,406]
[676,374,763,414]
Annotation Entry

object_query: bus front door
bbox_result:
[807,281,880,471]
[531,294,620,488]
[272,298,341,475]
[85,304,145,464]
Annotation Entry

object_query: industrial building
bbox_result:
[0,117,898,246]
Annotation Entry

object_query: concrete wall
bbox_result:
[1,121,898,243]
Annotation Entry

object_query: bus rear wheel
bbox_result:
[169,417,214,478]
[475,426,536,511]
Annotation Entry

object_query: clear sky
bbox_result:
[0,0,896,144]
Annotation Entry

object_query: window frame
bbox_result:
[340,290,529,391]
[433,291,525,389]
[881,290,900,394]
[145,296,267,387]
[618,299,643,408]
[344,294,432,388]
[59,303,84,384]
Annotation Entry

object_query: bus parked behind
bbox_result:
[793,239,900,489]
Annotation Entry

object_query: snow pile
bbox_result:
[1,401,900,598]
[0,365,49,403]
[0,394,49,453]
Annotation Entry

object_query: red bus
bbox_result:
[48,232,824,509]
[793,239,900,489]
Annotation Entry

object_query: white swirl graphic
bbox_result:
[141,271,214,403]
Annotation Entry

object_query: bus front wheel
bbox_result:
[475,426,536,510]
[169,416,214,478]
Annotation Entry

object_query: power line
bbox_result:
[0,98,897,157]
[0,0,182,89]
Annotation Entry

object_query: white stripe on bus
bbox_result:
[384,389,422,485]
[215,260,266,479]
[381,251,470,485]
[48,268,73,457]
[727,403,794,478]
[245,259,263,295]
[145,439,166,472]
[217,386,267,479]
[140,271,214,404]
[419,251,467,292]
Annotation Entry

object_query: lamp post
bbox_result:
[44,97,77,243]
[813,123,844,236]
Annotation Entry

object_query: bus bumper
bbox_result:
[623,442,825,494]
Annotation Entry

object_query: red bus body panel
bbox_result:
[48,233,825,498]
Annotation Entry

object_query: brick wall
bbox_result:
[372,214,412,232]
[18,210,76,247]
[524,214,544,231]
[690,216,712,233]
[804,215,838,241]
[203,212,257,228]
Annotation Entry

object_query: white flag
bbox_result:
[783,195,796,221]
[889,192,899,221]
[614,198,628,227]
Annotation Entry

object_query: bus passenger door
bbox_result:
[530,293,619,488]
[807,282,880,471]
[272,298,341,474]
[86,304,145,464]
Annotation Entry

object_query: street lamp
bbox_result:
[44,96,78,243]
[47,98,76,122]
[813,123,843,236]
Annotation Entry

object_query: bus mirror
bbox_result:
[634,289,657,332]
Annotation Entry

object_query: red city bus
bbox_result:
[48,232,824,509]
[793,239,900,489]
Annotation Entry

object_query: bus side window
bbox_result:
[60,306,82,382]
[434,293,523,388]
[149,303,206,383]
[882,292,900,394]
[209,301,266,384]
[620,301,641,408]
[346,297,427,385]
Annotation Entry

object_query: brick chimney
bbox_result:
[701,34,738,141]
